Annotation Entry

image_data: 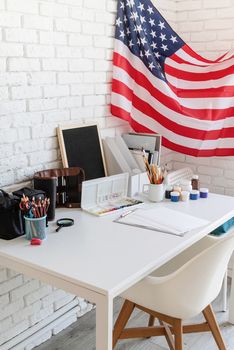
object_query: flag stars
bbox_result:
[155,52,161,59]
[149,62,155,70]
[126,0,135,7]
[140,15,146,24]
[138,2,144,11]
[140,36,147,46]
[149,18,155,27]
[170,35,178,43]
[158,21,165,30]
[119,30,125,39]
[130,12,139,20]
[147,6,154,14]
[129,39,134,48]
[150,30,156,38]
[161,43,168,51]
[123,15,127,23]
[116,17,122,27]
[159,33,167,41]
[150,42,157,49]
[140,51,144,58]
[145,50,151,58]
[120,1,125,10]
[136,24,143,33]
[126,27,131,35]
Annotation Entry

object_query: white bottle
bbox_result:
[180,179,192,192]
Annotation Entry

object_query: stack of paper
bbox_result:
[115,207,210,236]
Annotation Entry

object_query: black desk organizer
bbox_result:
[34,167,85,220]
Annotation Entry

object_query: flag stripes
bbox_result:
[111,0,234,157]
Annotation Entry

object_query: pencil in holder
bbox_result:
[24,216,47,240]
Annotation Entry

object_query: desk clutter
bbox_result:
[81,173,143,216]
[164,171,209,203]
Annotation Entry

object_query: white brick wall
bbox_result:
[0,0,233,348]
[0,0,126,189]
[0,0,120,348]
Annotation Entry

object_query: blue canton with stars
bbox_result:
[115,0,185,81]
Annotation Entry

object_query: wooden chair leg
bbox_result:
[202,304,226,350]
[113,300,135,348]
[148,315,155,326]
[159,320,175,350]
[173,319,183,350]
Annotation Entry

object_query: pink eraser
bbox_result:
[31,238,42,245]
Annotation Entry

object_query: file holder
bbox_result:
[81,173,143,216]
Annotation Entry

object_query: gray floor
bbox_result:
[36,282,234,350]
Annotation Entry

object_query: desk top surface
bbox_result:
[0,193,233,297]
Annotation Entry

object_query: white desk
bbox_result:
[0,193,234,350]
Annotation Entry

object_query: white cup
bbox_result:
[143,183,164,202]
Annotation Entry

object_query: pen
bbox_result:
[120,210,134,218]
[113,210,136,221]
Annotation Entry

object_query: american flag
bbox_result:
[111,0,234,157]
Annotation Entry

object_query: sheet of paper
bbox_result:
[115,207,210,236]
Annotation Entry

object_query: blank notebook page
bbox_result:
[117,207,210,236]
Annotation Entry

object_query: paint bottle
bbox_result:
[191,175,199,190]
[165,186,173,199]
[190,190,199,200]
[170,191,180,202]
[200,188,209,198]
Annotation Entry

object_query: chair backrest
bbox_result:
[148,234,234,319]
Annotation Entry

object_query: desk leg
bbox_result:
[96,294,113,350]
[229,262,234,324]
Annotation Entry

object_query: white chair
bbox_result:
[113,234,234,350]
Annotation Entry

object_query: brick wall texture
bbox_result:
[0,0,233,348]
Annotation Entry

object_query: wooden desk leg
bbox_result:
[229,260,234,324]
[96,294,113,350]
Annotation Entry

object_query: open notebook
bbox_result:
[114,207,210,236]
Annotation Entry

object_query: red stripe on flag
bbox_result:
[182,45,221,64]
[165,63,234,81]
[167,82,234,98]
[162,138,234,157]
[169,53,209,67]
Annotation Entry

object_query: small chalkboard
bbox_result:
[57,124,107,180]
